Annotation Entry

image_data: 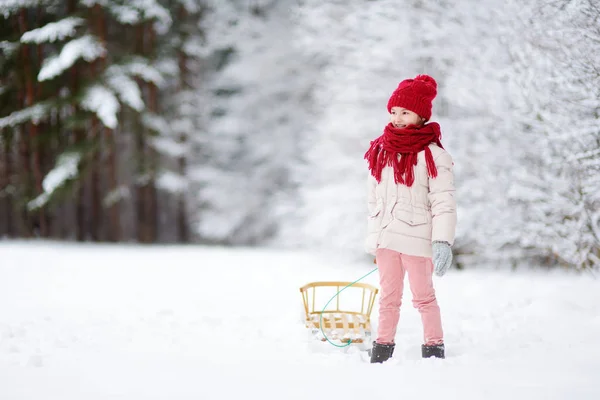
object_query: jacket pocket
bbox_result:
[392,202,428,226]
[368,200,383,218]
[367,201,383,233]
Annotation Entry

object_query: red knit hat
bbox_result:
[386,74,437,120]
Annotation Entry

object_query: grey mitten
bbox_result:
[432,241,453,277]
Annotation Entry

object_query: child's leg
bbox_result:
[375,248,406,344]
[402,254,443,345]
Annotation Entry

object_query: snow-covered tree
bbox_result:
[277,0,520,264]
[505,0,600,269]
[189,0,318,244]
[151,0,206,243]
[1,0,597,269]
[0,0,173,241]
[274,0,599,269]
[0,1,69,237]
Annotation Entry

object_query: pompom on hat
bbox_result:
[386,74,437,121]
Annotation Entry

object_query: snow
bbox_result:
[122,59,166,87]
[20,17,85,44]
[152,137,187,158]
[103,3,141,25]
[0,104,48,129]
[82,0,172,33]
[80,85,120,129]
[0,0,52,17]
[38,35,105,81]
[1,242,599,399]
[156,171,187,194]
[138,0,172,35]
[189,0,599,268]
[106,66,145,111]
[0,40,18,57]
[102,185,131,208]
[27,153,81,210]
[143,114,171,136]
[42,153,80,194]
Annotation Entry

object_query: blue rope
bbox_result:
[319,267,378,347]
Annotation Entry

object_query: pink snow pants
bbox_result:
[375,248,443,346]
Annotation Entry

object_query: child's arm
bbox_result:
[366,174,380,257]
[367,174,378,215]
[428,151,457,245]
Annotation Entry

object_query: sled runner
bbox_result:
[300,281,378,344]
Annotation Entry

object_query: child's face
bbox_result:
[390,107,423,128]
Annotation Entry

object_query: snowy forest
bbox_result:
[0,0,599,270]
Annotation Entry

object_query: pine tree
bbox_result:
[193,0,315,245]
[0,0,173,242]
[506,0,600,269]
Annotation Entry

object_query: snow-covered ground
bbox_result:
[1,241,599,400]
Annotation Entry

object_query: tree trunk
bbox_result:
[133,21,159,244]
[90,118,101,240]
[147,24,158,243]
[17,8,34,238]
[17,128,32,237]
[177,5,189,243]
[176,145,188,243]
[20,8,47,237]
[33,6,48,237]
[134,23,149,243]
[53,108,65,239]
[89,5,103,241]
[95,4,121,242]
[106,131,121,242]
[74,87,86,241]
[68,0,86,241]
[0,130,14,236]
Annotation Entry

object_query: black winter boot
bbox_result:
[422,343,445,359]
[370,341,395,364]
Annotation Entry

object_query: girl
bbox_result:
[364,75,456,363]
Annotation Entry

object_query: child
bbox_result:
[364,74,456,363]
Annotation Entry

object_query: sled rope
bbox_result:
[320,267,378,348]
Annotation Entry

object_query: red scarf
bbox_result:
[364,122,443,186]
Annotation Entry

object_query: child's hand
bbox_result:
[432,241,452,277]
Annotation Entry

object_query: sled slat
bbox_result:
[300,281,379,346]
[323,313,333,330]
[341,313,349,336]
[361,288,365,315]
[351,314,361,336]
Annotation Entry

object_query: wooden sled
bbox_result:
[300,281,378,345]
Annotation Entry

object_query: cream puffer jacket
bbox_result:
[365,143,457,258]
